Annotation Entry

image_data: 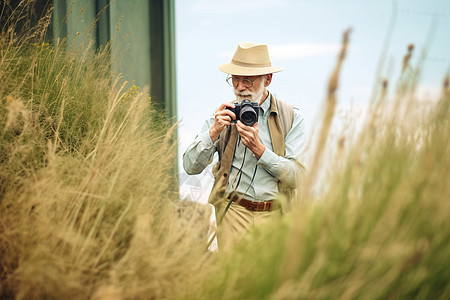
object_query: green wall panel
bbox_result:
[110,1,151,91]
[51,0,177,122]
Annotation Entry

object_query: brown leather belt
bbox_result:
[227,195,274,212]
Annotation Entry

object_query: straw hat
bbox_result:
[219,42,283,76]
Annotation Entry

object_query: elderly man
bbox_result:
[183,42,306,250]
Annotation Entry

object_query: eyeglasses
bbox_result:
[226,75,258,88]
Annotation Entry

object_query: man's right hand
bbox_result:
[209,102,236,141]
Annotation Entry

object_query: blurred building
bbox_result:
[1,0,176,125]
[51,0,177,121]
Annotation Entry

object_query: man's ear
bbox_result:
[264,73,273,87]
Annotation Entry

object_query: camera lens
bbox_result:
[240,105,257,126]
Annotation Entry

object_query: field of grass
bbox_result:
[181,30,450,300]
[1,3,449,300]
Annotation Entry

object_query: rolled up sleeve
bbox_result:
[183,116,217,175]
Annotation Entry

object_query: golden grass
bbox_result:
[1,2,449,299]
[1,3,211,299]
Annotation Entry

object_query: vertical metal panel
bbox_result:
[147,0,177,120]
[67,0,96,49]
[52,0,67,40]
[162,0,177,172]
[162,0,177,122]
[52,0,96,49]
[52,0,176,120]
[96,0,110,47]
[148,0,164,109]
[109,0,151,90]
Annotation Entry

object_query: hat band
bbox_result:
[231,59,272,68]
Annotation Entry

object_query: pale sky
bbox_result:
[175,0,450,203]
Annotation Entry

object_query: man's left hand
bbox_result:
[236,121,266,159]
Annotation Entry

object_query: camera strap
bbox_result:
[244,164,258,195]
[233,146,247,190]
[219,139,259,222]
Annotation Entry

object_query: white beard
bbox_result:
[234,78,265,104]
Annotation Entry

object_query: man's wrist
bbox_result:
[209,126,220,141]
[253,144,266,160]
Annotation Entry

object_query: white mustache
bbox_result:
[234,90,255,97]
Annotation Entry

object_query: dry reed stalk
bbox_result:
[277,27,352,285]
[304,28,352,196]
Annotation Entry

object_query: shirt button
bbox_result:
[252,154,256,158]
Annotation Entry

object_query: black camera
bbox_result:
[227,99,259,126]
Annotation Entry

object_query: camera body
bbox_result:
[227,99,260,126]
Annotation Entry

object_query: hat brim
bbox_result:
[218,63,283,76]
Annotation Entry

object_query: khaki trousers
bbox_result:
[214,200,280,251]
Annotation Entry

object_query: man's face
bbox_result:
[232,75,266,103]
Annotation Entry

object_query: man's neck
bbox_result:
[259,89,269,105]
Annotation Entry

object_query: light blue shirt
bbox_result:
[183,93,307,202]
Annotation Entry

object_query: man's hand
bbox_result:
[236,121,266,159]
[209,102,236,141]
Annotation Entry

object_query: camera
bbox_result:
[227,99,260,126]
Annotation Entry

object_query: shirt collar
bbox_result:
[260,92,271,117]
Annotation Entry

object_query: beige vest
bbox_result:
[208,93,299,209]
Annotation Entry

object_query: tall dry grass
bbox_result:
[1,2,449,299]
[179,32,450,299]
[1,3,210,299]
